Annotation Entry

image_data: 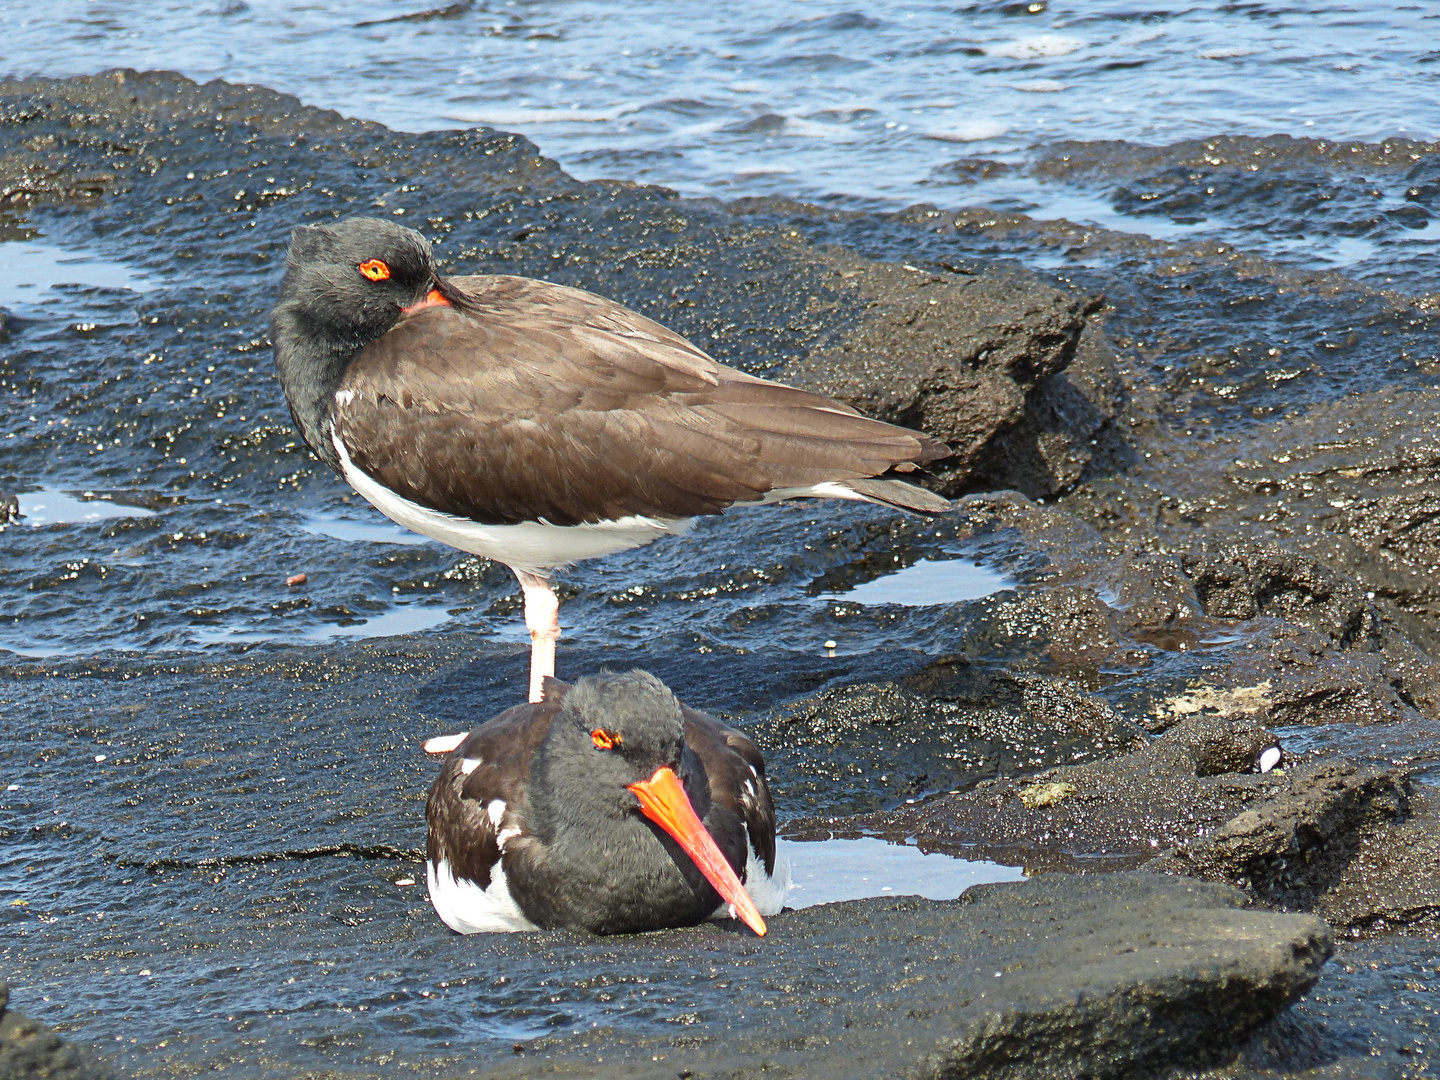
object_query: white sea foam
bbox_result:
[990,35,1085,59]
[925,119,1010,142]
[1014,79,1068,93]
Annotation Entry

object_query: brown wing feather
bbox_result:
[425,695,557,889]
[333,274,947,527]
[682,706,779,878]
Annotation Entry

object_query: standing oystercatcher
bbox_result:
[271,218,950,701]
[425,669,789,935]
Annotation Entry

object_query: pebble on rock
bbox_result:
[1259,746,1282,773]
[1020,781,1078,808]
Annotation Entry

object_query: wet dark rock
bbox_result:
[0,641,1336,1079]
[416,874,1333,1080]
[0,982,108,1080]
[819,712,1280,868]
[1182,546,1380,647]
[834,711,1396,871]
[1032,135,1440,250]
[967,312,1125,499]
[1146,711,1279,778]
[1149,763,1410,910]
[725,112,788,134]
[936,157,1014,184]
[963,583,1124,667]
[1211,933,1440,1080]
[1034,134,1440,180]
[777,253,1105,496]
[354,0,474,28]
[1168,619,1440,732]
[755,668,1143,817]
[1404,155,1440,207]
[1312,789,1440,936]
[1099,551,1206,648]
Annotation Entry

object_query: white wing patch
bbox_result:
[426,857,538,934]
[460,757,482,776]
[423,731,468,754]
[334,389,355,407]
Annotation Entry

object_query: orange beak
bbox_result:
[626,766,767,937]
[401,287,451,315]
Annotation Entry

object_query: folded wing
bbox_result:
[332,274,949,527]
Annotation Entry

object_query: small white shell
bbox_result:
[1259,746,1282,774]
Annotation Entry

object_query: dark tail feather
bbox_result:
[847,477,952,514]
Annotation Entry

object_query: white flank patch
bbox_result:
[426,857,538,934]
[333,431,692,573]
[423,731,468,754]
[711,838,792,920]
[460,757,482,776]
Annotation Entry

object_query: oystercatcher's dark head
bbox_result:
[279,217,443,338]
[271,217,457,467]
[532,670,768,935]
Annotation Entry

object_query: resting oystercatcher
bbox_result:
[425,669,789,935]
[271,218,950,702]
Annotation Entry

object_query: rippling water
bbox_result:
[3,1,1436,222]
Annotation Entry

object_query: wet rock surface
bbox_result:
[747,669,1143,816]
[775,255,1109,496]
[0,982,107,1080]
[3,70,1440,1078]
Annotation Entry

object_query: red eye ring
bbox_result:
[591,729,621,750]
[358,259,391,282]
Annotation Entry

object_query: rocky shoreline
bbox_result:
[1,70,1438,1077]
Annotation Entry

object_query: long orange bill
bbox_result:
[627,766,767,937]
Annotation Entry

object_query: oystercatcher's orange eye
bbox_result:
[358,259,391,282]
[591,729,622,750]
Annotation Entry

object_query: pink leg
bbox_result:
[517,570,560,704]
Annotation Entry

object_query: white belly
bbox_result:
[332,430,693,574]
